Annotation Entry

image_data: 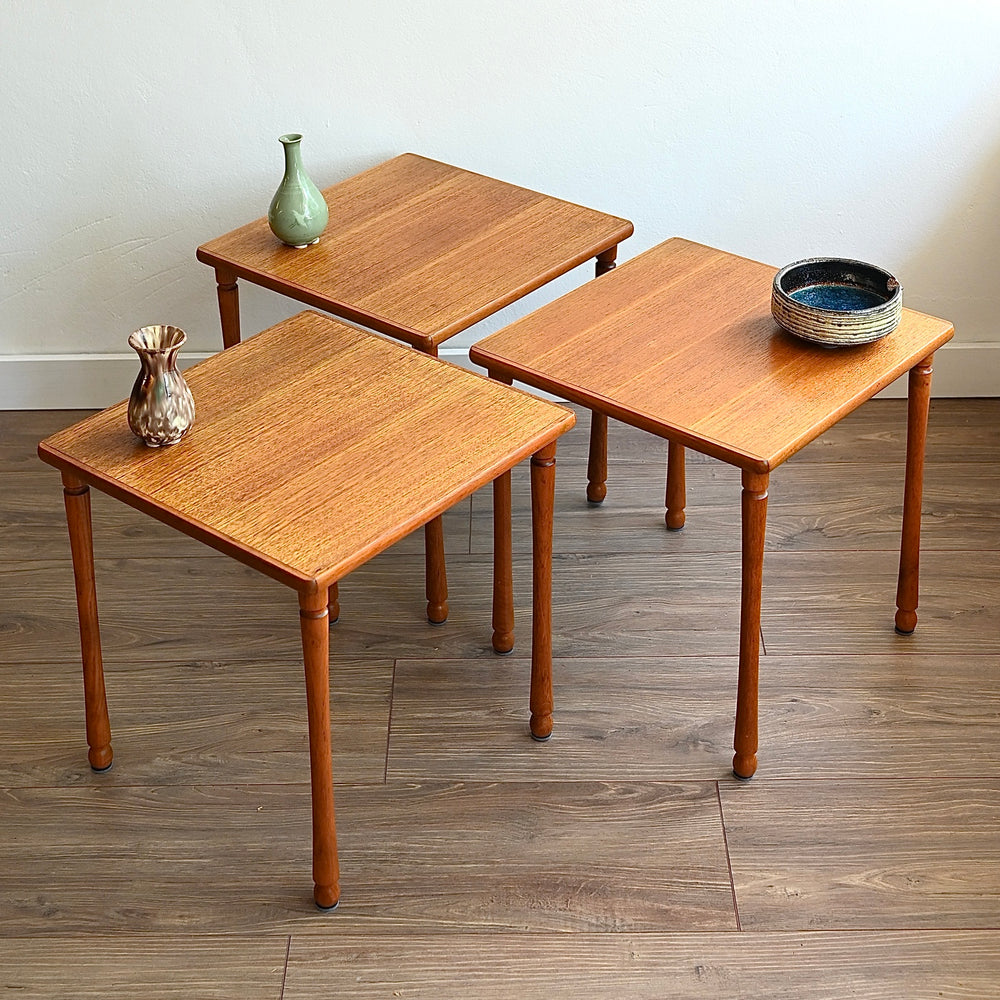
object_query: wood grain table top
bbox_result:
[39,311,575,592]
[196,153,634,351]
[469,238,955,473]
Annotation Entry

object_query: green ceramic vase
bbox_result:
[267,133,329,248]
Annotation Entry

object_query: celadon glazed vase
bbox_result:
[267,132,329,248]
[127,325,195,447]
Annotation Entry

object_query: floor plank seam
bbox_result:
[715,780,742,932]
[278,934,291,1000]
[384,659,398,784]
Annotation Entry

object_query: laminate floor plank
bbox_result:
[0,656,393,787]
[760,549,1000,655]
[2,551,743,665]
[0,935,288,1000]
[0,410,96,468]
[282,929,1000,999]
[722,778,1000,929]
[388,653,1000,782]
[0,779,733,934]
[470,459,999,554]
[781,398,1000,465]
[1,400,997,995]
[388,656,739,782]
[762,460,1000,551]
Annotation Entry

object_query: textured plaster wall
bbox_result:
[2,1,999,379]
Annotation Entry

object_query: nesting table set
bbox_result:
[39,154,954,909]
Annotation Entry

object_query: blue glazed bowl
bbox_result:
[771,257,902,346]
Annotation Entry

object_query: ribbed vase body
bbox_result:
[127,325,195,447]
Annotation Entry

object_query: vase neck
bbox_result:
[136,346,181,375]
[279,133,304,174]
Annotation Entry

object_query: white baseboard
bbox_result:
[0,353,215,411]
[1,341,996,410]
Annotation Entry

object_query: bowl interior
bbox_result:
[776,259,899,313]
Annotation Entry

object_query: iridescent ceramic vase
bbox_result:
[267,132,329,248]
[127,325,195,447]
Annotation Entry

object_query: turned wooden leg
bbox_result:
[895,355,934,635]
[328,582,340,624]
[492,470,515,653]
[215,267,241,349]
[587,411,608,504]
[424,516,449,625]
[299,588,340,911]
[733,469,768,780]
[61,473,114,772]
[584,248,617,504]
[487,368,516,653]
[416,342,449,625]
[529,442,557,741]
[665,441,687,530]
[595,246,618,277]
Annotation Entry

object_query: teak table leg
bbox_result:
[584,249,618,506]
[492,469,515,653]
[733,469,768,780]
[529,442,557,741]
[424,516,449,624]
[61,473,113,772]
[895,354,934,635]
[665,440,687,530]
[214,266,241,349]
[418,342,449,625]
[488,369,516,654]
[587,411,608,504]
[595,246,618,277]
[299,588,340,911]
[328,582,340,624]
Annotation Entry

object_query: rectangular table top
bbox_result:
[39,311,575,592]
[470,238,954,473]
[196,153,633,351]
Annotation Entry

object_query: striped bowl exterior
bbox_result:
[771,260,902,347]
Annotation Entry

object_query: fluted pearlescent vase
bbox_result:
[267,133,329,248]
[127,325,195,447]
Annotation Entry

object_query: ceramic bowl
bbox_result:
[771,257,902,347]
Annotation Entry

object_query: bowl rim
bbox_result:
[772,257,902,315]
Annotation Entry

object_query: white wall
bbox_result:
[2,0,999,406]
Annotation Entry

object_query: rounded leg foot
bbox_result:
[732,754,757,780]
[89,747,113,772]
[492,630,514,655]
[427,601,448,626]
[530,715,553,741]
[665,510,686,531]
[586,483,607,505]
[894,609,917,634]
[314,889,340,911]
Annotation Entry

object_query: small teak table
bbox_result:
[196,153,632,632]
[39,310,575,909]
[470,237,955,780]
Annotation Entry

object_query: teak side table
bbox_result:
[470,237,955,780]
[196,153,632,636]
[39,310,576,910]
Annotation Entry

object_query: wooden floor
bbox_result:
[1,399,998,998]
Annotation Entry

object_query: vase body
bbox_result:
[267,133,329,248]
[127,325,195,447]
